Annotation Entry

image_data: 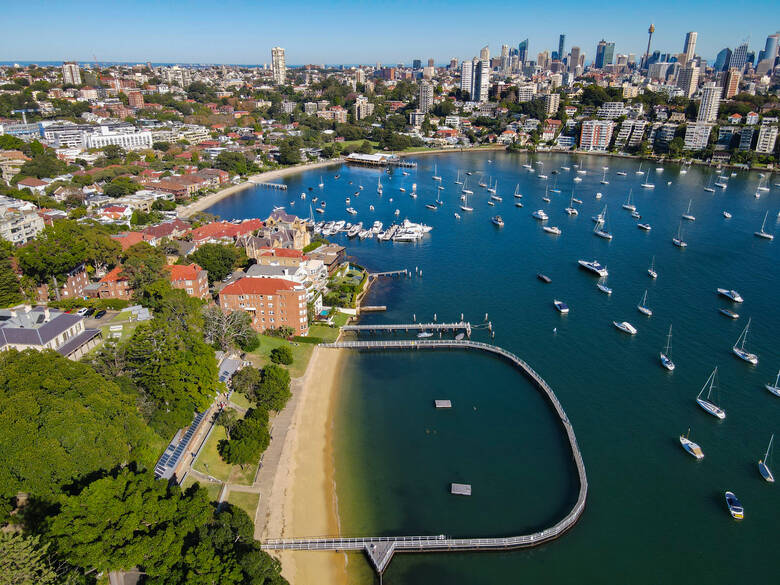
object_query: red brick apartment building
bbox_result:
[218,277,308,335]
[164,263,209,299]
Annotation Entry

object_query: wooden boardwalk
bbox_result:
[261,339,588,574]
[342,321,471,334]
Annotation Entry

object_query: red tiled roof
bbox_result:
[220,277,299,296]
[191,219,263,241]
[100,265,127,283]
[257,247,303,258]
[111,231,145,250]
[18,177,47,187]
[165,263,204,281]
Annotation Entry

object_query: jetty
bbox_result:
[254,182,288,190]
[342,321,472,336]
[261,339,588,575]
[345,153,417,168]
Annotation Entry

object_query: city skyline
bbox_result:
[2,0,777,65]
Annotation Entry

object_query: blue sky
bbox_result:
[2,0,777,65]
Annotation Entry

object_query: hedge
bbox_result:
[292,336,324,344]
[48,298,131,311]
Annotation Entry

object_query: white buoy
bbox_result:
[553,327,557,334]
[485,313,488,321]
[461,313,464,321]
[413,313,416,322]
[434,313,437,322]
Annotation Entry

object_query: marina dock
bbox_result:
[261,339,588,575]
[255,182,288,190]
[451,483,472,496]
[435,400,452,408]
[342,321,472,336]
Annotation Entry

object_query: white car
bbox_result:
[76,307,90,316]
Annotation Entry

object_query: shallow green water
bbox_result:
[207,152,779,583]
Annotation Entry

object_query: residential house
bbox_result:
[142,219,190,245]
[164,263,209,299]
[92,265,132,299]
[16,177,48,194]
[0,151,30,182]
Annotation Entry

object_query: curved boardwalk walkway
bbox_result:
[261,339,588,574]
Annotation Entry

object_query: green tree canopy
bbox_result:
[0,533,57,585]
[189,243,244,284]
[0,350,159,500]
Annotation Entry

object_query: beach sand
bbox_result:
[263,346,349,585]
[178,159,343,218]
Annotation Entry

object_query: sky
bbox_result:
[2,0,778,65]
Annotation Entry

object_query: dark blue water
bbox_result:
[207,152,780,584]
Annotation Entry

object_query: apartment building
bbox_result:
[164,263,209,299]
[219,277,308,335]
[579,120,615,151]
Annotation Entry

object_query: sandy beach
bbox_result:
[178,159,344,218]
[263,346,349,585]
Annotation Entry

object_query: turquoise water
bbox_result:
[207,153,779,583]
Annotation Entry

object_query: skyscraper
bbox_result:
[480,46,490,61]
[761,33,779,64]
[271,47,286,85]
[418,81,433,113]
[595,41,615,68]
[473,58,489,102]
[676,65,699,98]
[569,46,581,73]
[714,48,732,72]
[697,82,721,123]
[460,60,474,99]
[518,39,528,64]
[722,68,741,99]
[427,58,435,68]
[558,35,566,63]
[62,61,81,85]
[730,42,749,72]
[683,31,697,65]
[412,59,422,69]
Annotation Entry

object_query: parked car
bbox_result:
[76,307,89,316]
[84,307,96,316]
[94,310,107,319]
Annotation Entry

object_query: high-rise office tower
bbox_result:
[595,40,615,68]
[500,44,510,72]
[62,61,81,85]
[354,69,366,84]
[418,81,434,113]
[449,58,458,70]
[697,82,721,122]
[558,35,566,63]
[722,68,741,99]
[518,39,528,64]
[730,42,749,72]
[760,33,779,64]
[480,46,490,61]
[413,59,422,69]
[644,24,655,69]
[683,31,697,64]
[676,65,699,98]
[473,58,489,102]
[714,47,732,72]
[271,47,286,84]
[569,46,581,72]
[427,58,434,67]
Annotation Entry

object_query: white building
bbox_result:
[0,196,45,245]
[597,101,627,120]
[676,65,699,98]
[517,84,537,102]
[684,122,713,151]
[579,120,614,151]
[83,127,153,151]
[756,121,778,154]
[697,83,721,123]
[614,120,647,149]
[62,61,81,85]
[419,81,434,114]
[354,96,375,120]
[272,47,287,85]
[544,93,560,115]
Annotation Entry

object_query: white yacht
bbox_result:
[766,371,780,397]
[732,318,758,365]
[717,288,743,303]
[660,325,675,371]
[758,434,775,483]
[637,223,652,231]
[543,225,562,235]
[622,190,636,211]
[754,211,774,240]
[432,164,441,181]
[681,200,696,221]
[637,290,653,316]
[723,210,732,219]
[578,259,608,277]
[696,367,726,419]
[672,222,687,248]
[513,184,522,198]
[648,257,658,278]
[532,209,549,220]
[613,321,637,335]
[680,430,704,459]
[554,299,569,313]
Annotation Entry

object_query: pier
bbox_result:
[255,182,288,190]
[342,321,472,336]
[261,339,588,575]
[344,153,418,169]
[368,269,411,280]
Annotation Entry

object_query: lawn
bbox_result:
[247,335,315,379]
[180,475,223,502]
[226,490,260,520]
[192,424,233,482]
[339,139,379,152]
[229,391,253,410]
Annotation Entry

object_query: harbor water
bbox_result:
[206,152,779,583]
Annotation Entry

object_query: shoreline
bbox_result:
[263,346,348,585]
[178,159,344,218]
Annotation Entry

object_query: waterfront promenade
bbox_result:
[261,338,588,575]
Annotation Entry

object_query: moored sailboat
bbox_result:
[758,434,775,483]
[680,429,703,459]
[660,324,675,370]
[637,290,652,316]
[766,370,780,397]
[696,367,725,419]
[732,318,758,365]
[754,211,774,240]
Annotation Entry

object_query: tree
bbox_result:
[215,152,249,175]
[202,306,256,351]
[0,350,159,500]
[122,242,166,290]
[0,533,57,585]
[49,469,212,577]
[277,140,301,165]
[255,364,291,412]
[0,241,23,307]
[214,408,239,439]
[189,244,244,284]
[230,367,261,399]
[217,408,270,467]
[101,144,126,163]
[269,345,293,365]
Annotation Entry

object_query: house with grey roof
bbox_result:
[0,306,102,360]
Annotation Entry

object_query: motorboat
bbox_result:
[417,331,434,338]
[613,321,637,335]
[719,308,739,319]
[532,209,549,220]
[637,223,652,231]
[553,299,569,314]
[640,182,655,189]
[725,492,744,520]
[491,215,504,227]
[723,211,732,219]
[578,259,608,277]
[597,281,613,295]
[717,288,743,303]
[515,201,523,207]
[696,367,725,419]
[543,225,562,235]
[425,204,437,210]
[346,207,357,215]
[537,273,551,283]
[631,211,641,219]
